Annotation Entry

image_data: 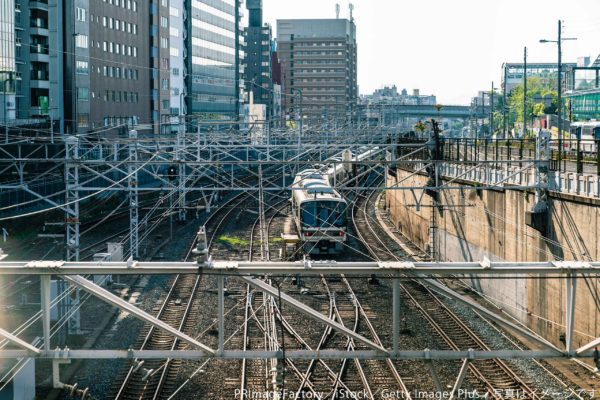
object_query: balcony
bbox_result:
[30,70,49,88]
[30,18,48,29]
[30,44,49,62]
[29,1,49,11]
[29,18,49,36]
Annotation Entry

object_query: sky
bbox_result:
[262,0,600,104]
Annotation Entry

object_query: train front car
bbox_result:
[291,172,348,254]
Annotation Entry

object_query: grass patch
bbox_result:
[217,235,249,247]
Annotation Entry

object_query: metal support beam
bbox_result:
[128,130,139,258]
[421,278,562,353]
[41,275,51,351]
[59,274,215,354]
[565,272,577,355]
[1,260,600,276]
[64,135,80,336]
[448,359,470,400]
[176,127,187,221]
[577,336,600,355]
[0,349,576,360]
[393,276,400,352]
[218,275,224,354]
[0,329,40,354]
[426,359,443,393]
[242,276,388,354]
[65,136,80,262]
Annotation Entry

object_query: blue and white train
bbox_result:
[290,147,380,254]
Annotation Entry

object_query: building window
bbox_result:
[77,114,89,128]
[161,79,169,90]
[162,100,169,110]
[76,61,89,75]
[170,47,179,57]
[77,87,89,101]
[76,7,87,22]
[160,16,168,28]
[172,68,179,76]
[160,37,169,49]
[75,35,88,48]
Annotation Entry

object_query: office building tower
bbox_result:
[244,0,272,117]
[277,17,357,122]
[1,0,16,123]
[185,0,245,123]
[169,0,186,132]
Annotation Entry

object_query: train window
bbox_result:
[301,203,316,226]
[594,127,600,140]
[326,202,347,227]
[301,201,347,228]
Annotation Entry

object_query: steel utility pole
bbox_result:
[523,47,527,137]
[540,20,576,171]
[502,64,508,138]
[291,88,303,155]
[490,81,495,136]
[557,20,562,168]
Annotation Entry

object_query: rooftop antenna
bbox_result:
[336,3,340,19]
[349,3,354,21]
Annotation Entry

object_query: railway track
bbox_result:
[351,185,547,399]
[112,193,250,400]
[234,169,415,399]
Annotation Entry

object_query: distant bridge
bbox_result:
[358,104,484,119]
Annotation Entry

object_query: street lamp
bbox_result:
[540,20,576,171]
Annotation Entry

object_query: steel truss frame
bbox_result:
[0,258,598,361]
[0,130,544,258]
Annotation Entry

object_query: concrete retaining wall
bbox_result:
[386,168,600,348]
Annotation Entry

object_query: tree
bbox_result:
[507,77,557,123]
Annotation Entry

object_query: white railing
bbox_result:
[410,162,600,198]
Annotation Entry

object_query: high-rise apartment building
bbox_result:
[5,1,246,135]
[185,0,245,122]
[277,18,357,122]
[152,0,172,134]
[0,0,16,123]
[12,0,64,128]
[169,0,186,131]
[86,0,152,134]
[244,0,272,117]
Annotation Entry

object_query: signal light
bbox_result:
[167,165,178,181]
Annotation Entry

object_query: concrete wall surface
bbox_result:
[386,168,600,348]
